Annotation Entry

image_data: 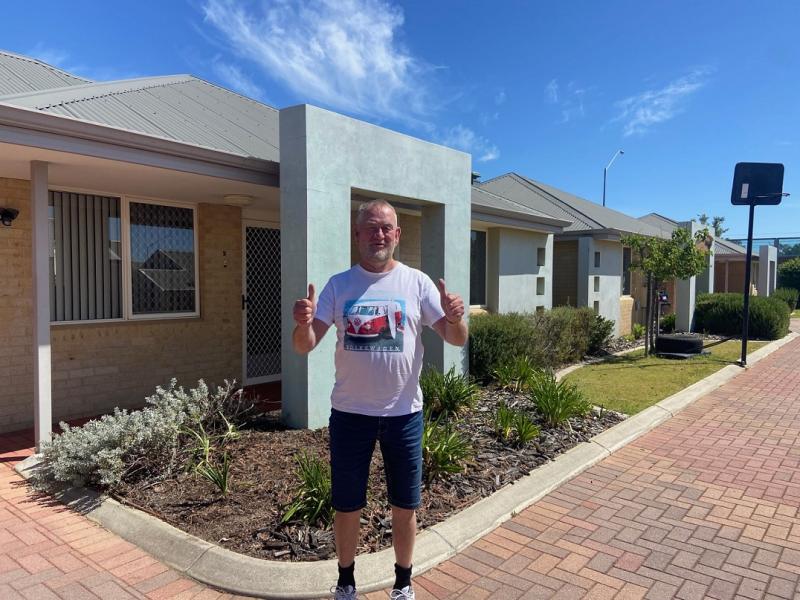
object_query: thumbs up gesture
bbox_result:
[438,279,464,324]
[293,283,316,327]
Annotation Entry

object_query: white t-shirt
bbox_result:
[315,262,445,416]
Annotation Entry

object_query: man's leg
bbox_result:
[334,509,362,568]
[390,506,416,567]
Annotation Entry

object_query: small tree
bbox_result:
[623,228,712,355]
[697,213,729,238]
[778,257,800,294]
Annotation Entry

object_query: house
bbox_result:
[713,238,778,296]
[478,173,678,336]
[0,50,472,445]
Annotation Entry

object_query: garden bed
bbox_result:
[112,389,623,563]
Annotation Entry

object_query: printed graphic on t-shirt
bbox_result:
[343,298,406,352]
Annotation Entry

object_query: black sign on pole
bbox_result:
[730,162,786,366]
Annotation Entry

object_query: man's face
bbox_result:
[355,205,401,265]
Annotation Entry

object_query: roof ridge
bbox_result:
[0,49,90,84]
[473,185,560,220]
[189,76,279,113]
[512,172,605,230]
[0,75,195,108]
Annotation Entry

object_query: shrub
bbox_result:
[282,452,333,527]
[778,257,800,293]
[695,293,789,340]
[420,366,478,420]
[422,416,472,484]
[512,412,540,447]
[493,356,538,393]
[773,287,799,311]
[469,307,599,382]
[588,315,615,355]
[530,371,591,429]
[660,314,676,333]
[30,380,248,491]
[492,402,515,441]
[631,323,646,339]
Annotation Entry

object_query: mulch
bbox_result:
[113,388,623,562]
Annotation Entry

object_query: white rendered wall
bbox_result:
[577,236,623,336]
[758,245,778,296]
[488,229,552,313]
[279,105,471,429]
[675,221,700,331]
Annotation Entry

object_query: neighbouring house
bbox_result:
[713,237,778,296]
[0,50,472,444]
[478,173,677,336]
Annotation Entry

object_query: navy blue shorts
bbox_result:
[328,408,423,512]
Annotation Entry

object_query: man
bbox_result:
[292,199,467,599]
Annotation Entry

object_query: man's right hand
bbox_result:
[293,283,316,327]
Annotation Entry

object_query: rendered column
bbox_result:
[577,236,592,307]
[675,221,699,332]
[421,202,470,374]
[279,108,350,429]
[31,161,51,450]
[758,245,777,296]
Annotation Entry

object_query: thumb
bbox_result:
[437,278,447,297]
[307,283,316,303]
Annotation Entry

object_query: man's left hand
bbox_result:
[437,279,464,324]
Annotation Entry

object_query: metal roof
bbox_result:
[0,50,89,96]
[471,186,571,228]
[480,173,668,237]
[715,237,754,257]
[0,63,279,162]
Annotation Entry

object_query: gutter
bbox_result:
[0,102,279,186]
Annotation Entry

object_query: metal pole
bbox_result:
[603,167,607,207]
[740,203,756,366]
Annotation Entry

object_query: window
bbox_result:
[594,251,601,268]
[622,247,632,295]
[130,201,196,316]
[49,191,197,322]
[593,300,600,313]
[594,276,600,293]
[49,192,122,321]
[536,277,545,295]
[537,247,546,267]
[470,230,487,306]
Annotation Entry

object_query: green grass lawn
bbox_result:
[564,340,768,416]
[792,309,800,318]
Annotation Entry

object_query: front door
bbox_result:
[243,223,281,384]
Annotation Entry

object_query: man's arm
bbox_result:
[293,318,331,354]
[431,278,468,346]
[432,316,468,346]
[292,283,331,354]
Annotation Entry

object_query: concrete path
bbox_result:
[0,323,798,599]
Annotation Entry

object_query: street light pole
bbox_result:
[602,149,625,207]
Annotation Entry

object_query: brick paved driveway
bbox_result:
[1,328,798,599]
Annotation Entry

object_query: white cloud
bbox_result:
[26,43,69,69]
[201,0,431,123]
[545,79,559,103]
[438,125,499,162]
[211,57,265,101]
[615,68,710,136]
[494,89,506,106]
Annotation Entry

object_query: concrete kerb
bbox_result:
[14,331,799,598]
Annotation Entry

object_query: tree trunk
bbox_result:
[645,274,653,356]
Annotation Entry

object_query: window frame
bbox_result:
[49,186,200,325]
[469,228,488,308]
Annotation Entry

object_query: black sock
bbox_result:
[394,563,412,590]
[337,561,355,588]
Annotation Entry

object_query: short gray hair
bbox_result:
[356,199,397,225]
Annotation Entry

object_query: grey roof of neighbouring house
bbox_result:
[471,186,572,229]
[715,237,756,257]
[479,173,668,238]
[0,51,279,162]
[0,51,89,95]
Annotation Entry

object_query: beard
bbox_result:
[364,243,394,263]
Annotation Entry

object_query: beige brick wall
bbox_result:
[618,296,634,336]
[0,178,34,432]
[0,179,243,433]
[553,240,578,306]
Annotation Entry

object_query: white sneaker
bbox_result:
[331,584,358,599]
[390,586,415,600]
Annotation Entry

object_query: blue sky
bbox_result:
[2,0,798,238]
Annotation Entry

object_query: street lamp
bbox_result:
[602,149,625,207]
